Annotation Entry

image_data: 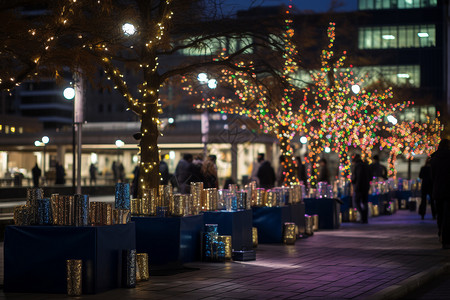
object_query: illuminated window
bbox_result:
[5,126,9,134]
[19,127,23,134]
[352,65,420,87]
[358,25,435,49]
[359,0,437,10]
[10,127,15,133]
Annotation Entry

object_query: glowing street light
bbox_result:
[300,136,308,144]
[168,117,175,124]
[63,87,75,100]
[324,146,331,153]
[351,84,361,94]
[197,73,208,83]
[122,23,136,36]
[115,139,125,148]
[207,79,217,89]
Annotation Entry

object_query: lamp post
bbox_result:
[64,72,84,194]
[34,136,49,182]
[64,86,76,191]
[115,139,125,161]
[198,73,217,157]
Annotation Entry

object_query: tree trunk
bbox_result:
[137,99,160,199]
[278,130,298,186]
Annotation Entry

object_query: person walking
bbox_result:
[89,163,97,185]
[351,154,371,224]
[31,163,41,187]
[159,155,170,185]
[257,158,276,189]
[250,153,264,185]
[430,139,450,249]
[112,161,118,183]
[318,158,330,184]
[117,162,125,183]
[55,162,66,185]
[175,154,193,194]
[369,155,388,180]
[419,157,435,220]
[202,155,218,189]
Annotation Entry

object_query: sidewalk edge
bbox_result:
[364,263,450,300]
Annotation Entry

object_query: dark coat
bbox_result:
[430,149,450,201]
[257,161,276,189]
[352,160,371,193]
[318,165,329,183]
[419,165,433,194]
[369,162,387,180]
[159,161,170,185]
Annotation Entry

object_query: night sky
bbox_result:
[223,0,357,14]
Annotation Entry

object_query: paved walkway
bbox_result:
[1,210,449,300]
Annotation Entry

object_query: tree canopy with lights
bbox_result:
[183,1,307,185]
[302,23,410,181]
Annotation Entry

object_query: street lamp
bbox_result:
[64,86,77,191]
[34,136,49,178]
[198,73,217,156]
[64,76,84,194]
[122,23,136,36]
[115,139,125,161]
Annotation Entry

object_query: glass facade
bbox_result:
[295,65,420,88]
[358,25,436,49]
[357,65,420,87]
[358,0,437,10]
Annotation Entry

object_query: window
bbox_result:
[358,0,437,9]
[358,25,436,49]
[357,65,420,87]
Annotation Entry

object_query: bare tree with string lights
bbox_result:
[1,0,288,195]
[302,22,410,182]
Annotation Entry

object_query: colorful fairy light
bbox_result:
[302,22,410,181]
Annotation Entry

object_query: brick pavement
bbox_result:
[1,210,449,300]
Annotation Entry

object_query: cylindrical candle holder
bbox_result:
[252,227,258,248]
[312,214,319,231]
[265,191,276,207]
[13,205,31,226]
[105,203,113,225]
[172,194,186,216]
[74,194,89,226]
[218,235,232,260]
[113,209,130,224]
[26,187,43,225]
[305,215,314,236]
[283,222,296,245]
[204,188,218,211]
[255,188,266,207]
[218,189,229,210]
[236,191,247,210]
[122,249,136,288]
[50,193,59,225]
[66,259,82,296]
[373,205,379,216]
[131,199,140,216]
[37,198,52,225]
[136,253,150,281]
[115,183,131,209]
[190,182,203,215]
